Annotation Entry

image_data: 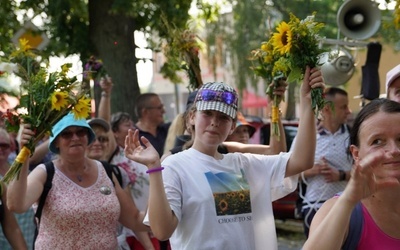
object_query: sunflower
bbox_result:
[1,39,92,185]
[72,97,91,119]
[272,22,292,55]
[50,91,69,111]
[218,199,229,212]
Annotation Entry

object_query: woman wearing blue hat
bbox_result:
[7,113,148,249]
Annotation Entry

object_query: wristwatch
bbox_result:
[339,170,346,181]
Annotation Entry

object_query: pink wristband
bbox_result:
[146,167,164,174]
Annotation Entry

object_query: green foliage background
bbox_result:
[0,0,398,120]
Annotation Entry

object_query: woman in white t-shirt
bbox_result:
[124,67,324,250]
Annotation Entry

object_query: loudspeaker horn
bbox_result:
[337,0,381,40]
[318,48,355,86]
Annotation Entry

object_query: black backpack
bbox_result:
[33,160,122,247]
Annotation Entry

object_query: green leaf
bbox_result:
[287,67,302,83]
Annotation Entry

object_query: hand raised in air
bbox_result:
[124,129,161,168]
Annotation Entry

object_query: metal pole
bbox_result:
[321,38,369,47]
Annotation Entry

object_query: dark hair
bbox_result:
[350,98,400,148]
[324,87,348,100]
[110,112,131,132]
[185,90,198,116]
[135,93,159,119]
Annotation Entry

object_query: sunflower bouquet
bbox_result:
[251,12,326,137]
[0,39,91,184]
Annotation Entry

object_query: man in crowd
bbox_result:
[134,93,171,157]
[292,87,353,237]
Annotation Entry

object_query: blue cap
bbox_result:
[49,113,95,154]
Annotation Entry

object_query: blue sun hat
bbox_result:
[194,82,238,119]
[49,112,95,154]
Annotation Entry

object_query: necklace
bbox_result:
[58,160,89,182]
[76,164,88,182]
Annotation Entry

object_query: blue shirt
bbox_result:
[138,122,170,156]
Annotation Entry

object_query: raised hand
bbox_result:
[342,150,400,205]
[18,124,35,148]
[267,79,288,104]
[301,66,325,99]
[124,129,161,168]
[100,76,113,94]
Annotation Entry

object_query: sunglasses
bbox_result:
[59,129,88,140]
[94,135,109,143]
[0,143,10,150]
[196,89,238,105]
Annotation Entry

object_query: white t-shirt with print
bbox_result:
[145,148,296,250]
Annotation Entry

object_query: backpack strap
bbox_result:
[35,161,55,222]
[33,161,55,248]
[100,161,123,187]
[107,146,119,164]
[342,202,364,250]
[111,164,123,187]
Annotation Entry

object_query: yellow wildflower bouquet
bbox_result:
[160,15,204,90]
[251,12,326,137]
[0,39,91,184]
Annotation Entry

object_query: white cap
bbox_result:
[386,64,400,94]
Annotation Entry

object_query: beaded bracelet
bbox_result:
[146,167,164,174]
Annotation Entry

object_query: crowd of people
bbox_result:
[0,63,399,250]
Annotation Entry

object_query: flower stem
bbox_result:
[311,87,325,118]
[2,146,31,184]
[271,89,281,140]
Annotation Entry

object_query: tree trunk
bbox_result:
[88,0,140,120]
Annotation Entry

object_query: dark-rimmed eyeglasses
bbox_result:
[59,129,88,140]
[0,143,10,150]
[196,89,237,105]
[94,136,109,143]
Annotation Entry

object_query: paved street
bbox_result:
[276,219,305,250]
